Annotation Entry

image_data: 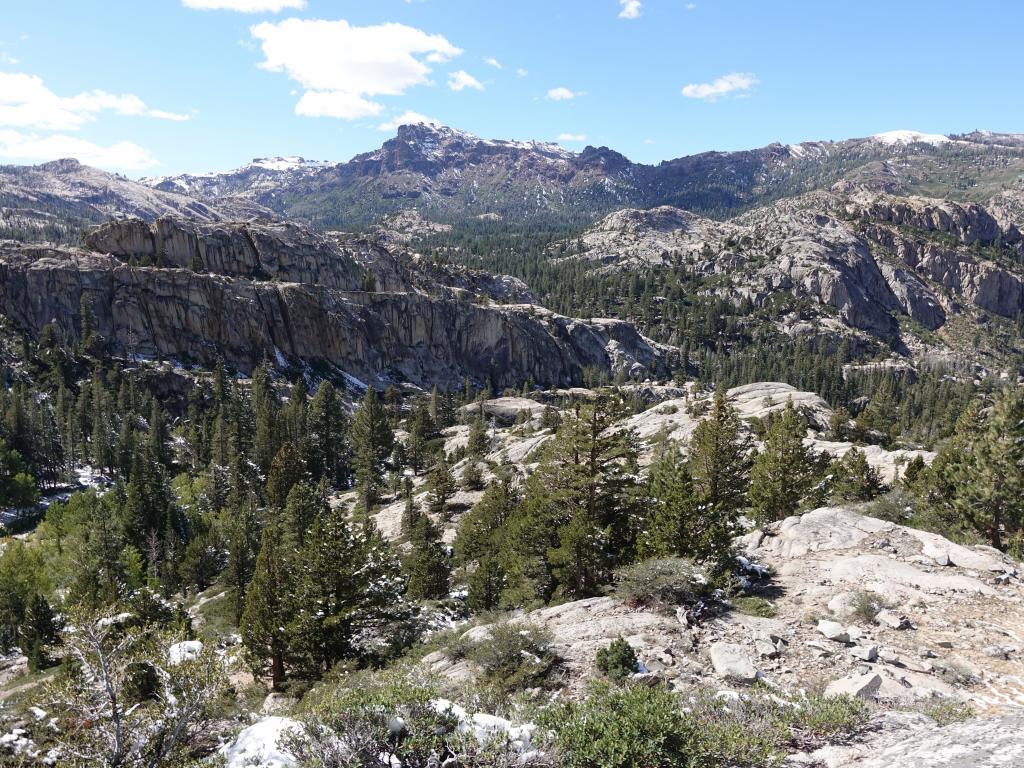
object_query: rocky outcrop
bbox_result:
[0,224,666,389]
[848,195,1020,247]
[566,192,1024,345]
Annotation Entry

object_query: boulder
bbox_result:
[817,620,851,643]
[824,672,882,700]
[709,643,759,685]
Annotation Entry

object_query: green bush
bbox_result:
[595,637,639,684]
[731,596,777,618]
[543,684,870,768]
[849,590,894,623]
[541,682,702,768]
[613,558,711,613]
[291,667,550,766]
[465,621,559,693]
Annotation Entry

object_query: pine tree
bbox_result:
[252,365,280,475]
[467,556,505,613]
[287,511,412,675]
[404,516,450,600]
[454,469,518,564]
[241,523,294,689]
[426,452,456,519]
[18,593,59,671]
[307,381,348,485]
[949,388,1024,549]
[466,415,489,458]
[283,480,325,548]
[749,402,818,524]
[831,448,882,503]
[638,445,698,559]
[688,390,752,570]
[351,389,394,513]
[265,441,306,510]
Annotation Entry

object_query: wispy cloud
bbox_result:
[250,18,462,119]
[557,133,587,142]
[681,72,758,101]
[618,0,642,19]
[516,68,529,77]
[0,72,190,131]
[377,110,440,132]
[484,57,502,69]
[547,86,579,101]
[0,129,158,169]
[448,70,484,92]
[183,0,306,12]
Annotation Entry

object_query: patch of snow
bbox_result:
[222,717,302,768]
[168,640,203,665]
[871,130,951,147]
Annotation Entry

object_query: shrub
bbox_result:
[291,667,552,767]
[541,682,701,768]
[849,590,894,623]
[544,684,871,768]
[731,595,777,618]
[465,621,559,693]
[914,698,975,726]
[595,637,639,684]
[613,558,712,614]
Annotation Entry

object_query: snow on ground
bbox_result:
[222,717,302,768]
[168,640,204,665]
[871,130,952,146]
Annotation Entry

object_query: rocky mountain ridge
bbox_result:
[562,190,1024,354]
[0,217,667,389]
[139,123,1024,227]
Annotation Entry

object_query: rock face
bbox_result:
[0,158,270,239]
[835,715,1024,767]
[0,220,666,388]
[564,190,1024,346]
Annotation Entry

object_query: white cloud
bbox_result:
[546,86,578,101]
[643,138,654,144]
[516,68,529,77]
[0,129,158,170]
[686,3,697,9]
[377,110,441,132]
[183,0,306,12]
[557,133,587,142]
[0,54,18,65]
[484,57,502,69]
[618,0,642,19]
[250,18,462,120]
[0,72,190,131]
[681,72,758,101]
[448,70,484,92]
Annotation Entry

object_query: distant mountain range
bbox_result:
[4,124,1024,238]
[139,123,1024,228]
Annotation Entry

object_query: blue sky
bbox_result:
[1,0,1021,176]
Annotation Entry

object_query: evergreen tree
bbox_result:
[351,389,394,512]
[638,445,698,559]
[687,390,752,570]
[265,441,306,510]
[287,512,412,676]
[831,448,883,503]
[403,516,450,600]
[18,593,59,671]
[948,388,1024,549]
[749,402,818,524]
[241,523,294,689]
[307,381,348,485]
[426,452,456,519]
[467,556,505,613]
